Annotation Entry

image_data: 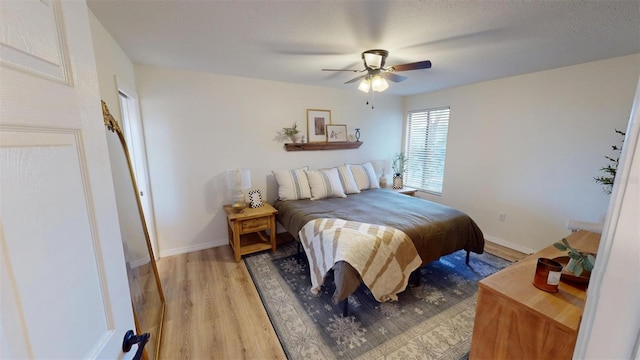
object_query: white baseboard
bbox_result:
[158,234,536,259]
[484,234,536,255]
[159,238,227,258]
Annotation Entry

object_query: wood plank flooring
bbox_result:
[155,236,525,359]
[156,243,287,359]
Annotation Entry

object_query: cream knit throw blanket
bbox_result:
[299,218,422,302]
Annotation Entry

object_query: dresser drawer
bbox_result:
[240,217,269,233]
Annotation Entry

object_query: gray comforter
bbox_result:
[274,188,485,303]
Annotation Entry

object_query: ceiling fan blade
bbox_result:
[345,75,366,84]
[384,73,408,83]
[391,60,432,72]
[322,68,364,72]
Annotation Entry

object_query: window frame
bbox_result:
[403,106,451,196]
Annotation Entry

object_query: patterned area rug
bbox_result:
[245,241,510,360]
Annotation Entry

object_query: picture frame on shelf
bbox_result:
[326,124,348,142]
[306,109,331,143]
[248,189,264,208]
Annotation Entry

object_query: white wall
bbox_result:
[134,64,404,257]
[406,54,639,252]
[87,10,136,125]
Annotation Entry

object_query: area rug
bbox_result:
[245,241,511,360]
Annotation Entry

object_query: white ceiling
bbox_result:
[87,0,640,96]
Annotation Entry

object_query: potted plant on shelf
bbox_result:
[281,122,301,143]
[553,238,596,277]
[392,152,407,189]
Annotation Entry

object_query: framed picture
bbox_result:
[326,124,348,142]
[306,109,331,143]
[248,189,264,208]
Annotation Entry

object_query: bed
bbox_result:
[274,188,485,305]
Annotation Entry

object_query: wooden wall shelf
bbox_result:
[284,141,362,151]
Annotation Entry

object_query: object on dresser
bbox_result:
[532,258,563,292]
[553,237,596,277]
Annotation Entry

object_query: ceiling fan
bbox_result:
[322,49,432,93]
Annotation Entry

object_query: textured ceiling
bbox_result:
[87,1,640,96]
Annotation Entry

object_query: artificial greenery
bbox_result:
[553,238,596,277]
[277,122,301,143]
[392,152,407,175]
[282,122,300,137]
[594,129,625,194]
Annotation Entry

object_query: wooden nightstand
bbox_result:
[387,186,417,196]
[223,203,278,262]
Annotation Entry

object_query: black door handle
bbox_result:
[122,329,150,360]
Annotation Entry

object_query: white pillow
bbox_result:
[335,165,360,194]
[349,162,380,190]
[272,167,312,200]
[305,168,347,200]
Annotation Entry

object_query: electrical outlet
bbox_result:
[498,213,506,222]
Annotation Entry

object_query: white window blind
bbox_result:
[404,107,450,195]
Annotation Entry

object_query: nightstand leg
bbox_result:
[269,215,277,253]
[233,222,241,262]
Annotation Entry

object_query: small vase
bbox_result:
[379,174,387,188]
[289,134,301,143]
[392,173,403,189]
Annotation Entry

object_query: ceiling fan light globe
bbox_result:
[358,78,371,93]
[371,76,388,92]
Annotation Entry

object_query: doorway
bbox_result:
[117,85,159,259]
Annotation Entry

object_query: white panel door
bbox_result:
[0,1,136,359]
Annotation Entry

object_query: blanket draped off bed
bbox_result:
[300,218,422,302]
[274,188,485,304]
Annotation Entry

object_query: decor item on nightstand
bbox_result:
[392,152,407,189]
[226,168,251,212]
[248,189,264,208]
[378,159,391,188]
[355,128,361,141]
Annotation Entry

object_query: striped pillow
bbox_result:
[305,168,347,200]
[272,167,312,200]
[335,165,360,194]
[349,162,380,190]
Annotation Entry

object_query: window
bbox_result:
[404,107,450,195]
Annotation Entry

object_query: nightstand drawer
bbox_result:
[241,217,270,232]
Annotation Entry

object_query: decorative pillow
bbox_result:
[272,166,312,200]
[349,162,380,190]
[335,165,360,194]
[305,168,347,200]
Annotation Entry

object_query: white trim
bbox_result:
[159,238,227,258]
[115,76,159,260]
[483,234,536,255]
[573,77,640,359]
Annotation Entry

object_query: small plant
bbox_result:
[553,238,595,277]
[594,129,625,194]
[277,122,301,143]
[392,152,407,175]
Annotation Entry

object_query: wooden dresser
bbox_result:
[469,230,600,359]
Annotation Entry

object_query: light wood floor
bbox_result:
[155,236,525,359]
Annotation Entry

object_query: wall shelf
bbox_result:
[284,141,363,151]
